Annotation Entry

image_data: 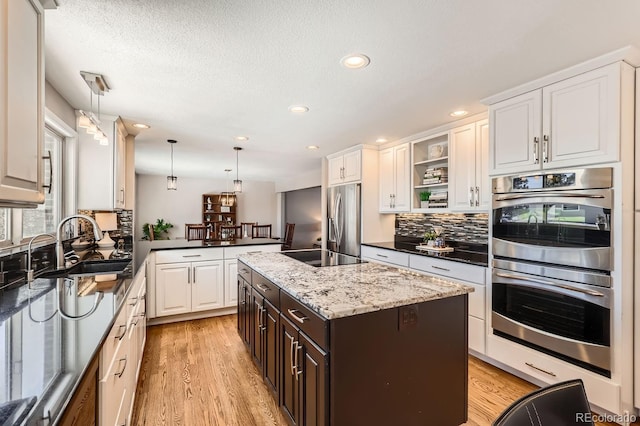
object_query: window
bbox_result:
[21,127,63,239]
[0,209,9,246]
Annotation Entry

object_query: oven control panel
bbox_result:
[513,172,576,190]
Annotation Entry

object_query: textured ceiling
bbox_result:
[45,0,640,183]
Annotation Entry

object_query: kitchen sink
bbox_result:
[38,259,131,279]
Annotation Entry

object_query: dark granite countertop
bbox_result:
[363,236,488,267]
[0,254,134,425]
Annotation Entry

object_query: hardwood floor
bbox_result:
[132,315,634,426]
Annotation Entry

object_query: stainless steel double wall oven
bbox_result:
[491,167,613,377]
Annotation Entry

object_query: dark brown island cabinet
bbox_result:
[237,261,468,426]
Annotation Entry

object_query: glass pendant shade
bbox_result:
[233,179,243,192]
[87,123,98,134]
[167,139,178,190]
[78,114,91,128]
[167,175,177,190]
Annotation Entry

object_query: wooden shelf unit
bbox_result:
[202,193,237,241]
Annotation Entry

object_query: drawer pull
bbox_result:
[240,268,249,273]
[182,254,202,258]
[247,251,260,254]
[431,265,450,272]
[294,341,302,381]
[376,254,388,258]
[525,362,556,377]
[114,324,127,341]
[114,356,128,378]
[256,283,271,292]
[287,309,308,324]
[128,296,138,306]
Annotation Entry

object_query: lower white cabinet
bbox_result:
[149,244,281,320]
[224,259,238,307]
[100,266,146,426]
[360,245,409,267]
[408,254,487,355]
[155,260,224,317]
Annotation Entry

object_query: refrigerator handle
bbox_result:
[335,192,343,247]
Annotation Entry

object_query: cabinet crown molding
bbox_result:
[481,45,640,106]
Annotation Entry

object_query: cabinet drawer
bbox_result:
[361,245,409,267]
[99,329,129,425]
[409,255,486,285]
[252,271,280,308]
[238,261,252,284]
[224,244,281,259]
[280,291,328,350]
[154,247,224,264]
[468,316,486,354]
[100,306,128,376]
[467,283,485,320]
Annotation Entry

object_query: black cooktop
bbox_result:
[283,249,365,267]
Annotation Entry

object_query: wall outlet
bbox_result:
[399,305,419,330]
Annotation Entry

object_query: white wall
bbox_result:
[275,168,321,193]
[135,174,277,240]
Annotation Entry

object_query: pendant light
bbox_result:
[79,71,109,145]
[167,139,178,190]
[221,169,236,206]
[233,146,243,193]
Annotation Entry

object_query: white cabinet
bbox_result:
[0,0,45,207]
[78,116,132,210]
[327,149,361,186]
[361,245,409,267]
[489,62,633,174]
[100,266,146,426]
[409,254,487,354]
[449,119,489,211]
[379,143,410,212]
[224,259,238,307]
[155,260,224,317]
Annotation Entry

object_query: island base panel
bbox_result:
[330,295,468,426]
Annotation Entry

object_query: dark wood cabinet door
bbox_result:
[299,332,328,426]
[263,299,279,397]
[251,289,265,368]
[280,315,300,425]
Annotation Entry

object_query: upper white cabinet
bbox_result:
[78,116,133,210]
[0,0,45,207]
[489,62,634,174]
[379,143,410,212]
[328,149,361,186]
[449,119,489,211]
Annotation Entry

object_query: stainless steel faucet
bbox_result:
[26,233,56,285]
[56,214,103,269]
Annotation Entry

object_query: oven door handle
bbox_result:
[495,272,606,297]
[494,193,605,201]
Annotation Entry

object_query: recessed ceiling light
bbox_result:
[376,138,387,143]
[450,110,468,117]
[307,145,319,150]
[235,136,249,141]
[341,54,371,69]
[133,123,150,129]
[289,105,309,114]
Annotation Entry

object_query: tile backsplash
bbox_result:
[78,209,133,238]
[396,213,488,244]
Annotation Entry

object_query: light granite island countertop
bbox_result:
[238,250,474,320]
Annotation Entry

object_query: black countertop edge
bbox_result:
[362,239,489,267]
[143,238,283,251]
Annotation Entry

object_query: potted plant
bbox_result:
[423,228,437,247]
[142,218,174,240]
[419,191,431,208]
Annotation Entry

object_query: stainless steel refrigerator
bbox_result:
[327,183,361,257]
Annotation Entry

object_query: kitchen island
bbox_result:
[237,251,473,426]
